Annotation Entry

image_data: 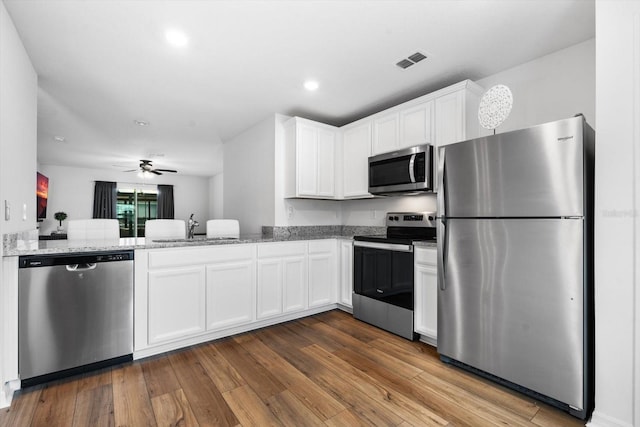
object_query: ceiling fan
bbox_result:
[124,159,177,175]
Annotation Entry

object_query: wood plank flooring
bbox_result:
[0,310,585,426]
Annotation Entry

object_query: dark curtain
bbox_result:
[92,181,117,218]
[157,184,175,219]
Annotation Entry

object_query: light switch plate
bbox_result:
[4,200,10,221]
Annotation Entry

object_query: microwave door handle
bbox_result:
[409,154,416,183]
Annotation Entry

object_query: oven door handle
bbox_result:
[353,241,414,253]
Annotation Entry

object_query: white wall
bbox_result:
[335,39,595,225]
[37,164,210,236]
[208,173,223,219]
[589,2,640,426]
[0,2,38,236]
[223,116,276,235]
[341,195,437,226]
[476,38,595,131]
[0,1,37,409]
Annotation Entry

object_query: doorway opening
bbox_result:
[116,188,157,237]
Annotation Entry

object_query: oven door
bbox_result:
[353,240,414,310]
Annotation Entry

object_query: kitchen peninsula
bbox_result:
[2,226,439,405]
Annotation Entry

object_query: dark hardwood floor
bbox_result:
[0,310,584,426]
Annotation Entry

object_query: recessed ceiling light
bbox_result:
[134,120,150,126]
[53,136,66,143]
[165,29,188,47]
[304,80,319,91]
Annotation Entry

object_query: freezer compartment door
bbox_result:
[440,116,585,217]
[437,218,584,410]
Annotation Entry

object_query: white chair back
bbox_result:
[67,219,120,240]
[145,219,186,240]
[206,219,240,239]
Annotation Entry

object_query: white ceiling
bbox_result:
[4,0,595,177]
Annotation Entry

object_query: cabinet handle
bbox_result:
[66,263,97,272]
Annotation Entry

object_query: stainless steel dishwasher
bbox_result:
[18,250,134,386]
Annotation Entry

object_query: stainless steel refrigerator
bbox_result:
[436,115,594,419]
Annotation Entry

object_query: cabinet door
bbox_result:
[282,255,307,313]
[400,101,434,149]
[434,90,465,192]
[297,123,318,196]
[373,113,399,155]
[343,122,372,198]
[435,91,464,147]
[317,128,336,197]
[206,261,255,330]
[414,248,438,343]
[308,241,337,308]
[339,240,353,307]
[256,259,283,319]
[148,266,206,344]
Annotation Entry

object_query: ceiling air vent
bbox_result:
[408,52,427,63]
[395,51,428,70]
[396,59,414,69]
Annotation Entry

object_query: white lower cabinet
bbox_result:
[138,240,340,358]
[414,246,438,345]
[308,240,338,308]
[257,242,308,319]
[339,240,353,308]
[148,266,206,345]
[207,260,255,330]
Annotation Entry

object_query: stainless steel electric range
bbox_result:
[352,212,436,340]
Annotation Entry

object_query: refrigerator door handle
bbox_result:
[437,148,446,214]
[437,218,448,290]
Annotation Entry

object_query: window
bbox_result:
[117,189,157,237]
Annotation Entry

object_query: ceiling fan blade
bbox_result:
[155,169,177,173]
[122,169,137,172]
[150,170,163,175]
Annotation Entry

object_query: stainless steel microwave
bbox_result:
[368,144,433,195]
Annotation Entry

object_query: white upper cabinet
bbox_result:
[342,121,372,199]
[285,117,337,199]
[400,101,434,148]
[372,101,434,155]
[433,81,484,190]
[434,90,465,147]
[372,113,399,155]
[283,80,482,199]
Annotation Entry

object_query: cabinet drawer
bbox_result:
[309,239,335,254]
[257,241,307,259]
[149,244,254,268]
[415,247,437,265]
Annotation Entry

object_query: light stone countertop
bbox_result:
[413,240,438,249]
[3,233,358,257]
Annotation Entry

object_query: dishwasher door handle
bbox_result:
[66,263,97,272]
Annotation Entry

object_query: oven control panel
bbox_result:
[386,212,436,227]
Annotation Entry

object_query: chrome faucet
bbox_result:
[187,213,199,239]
